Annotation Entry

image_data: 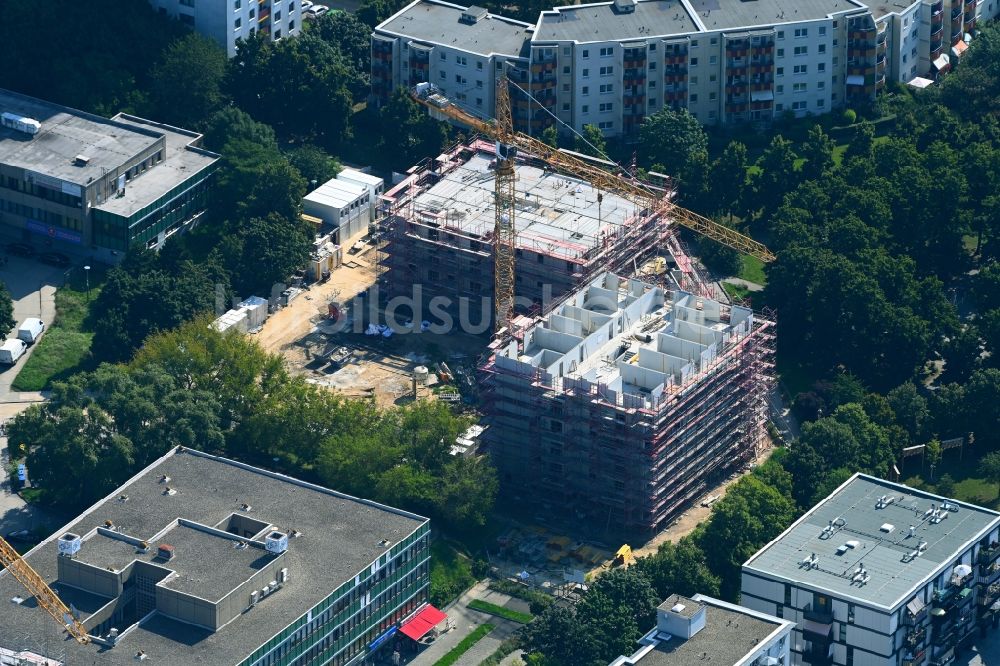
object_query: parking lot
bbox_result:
[0,250,63,403]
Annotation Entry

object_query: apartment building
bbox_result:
[0,89,218,261]
[741,474,1000,666]
[0,446,434,665]
[372,0,998,136]
[149,0,301,57]
[609,594,795,666]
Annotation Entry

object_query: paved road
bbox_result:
[0,254,61,403]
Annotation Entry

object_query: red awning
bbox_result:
[399,604,447,640]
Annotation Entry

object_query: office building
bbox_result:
[741,474,1000,666]
[371,0,1000,136]
[609,593,795,666]
[336,169,385,225]
[304,176,372,244]
[479,271,774,538]
[149,0,302,58]
[0,89,218,261]
[0,446,435,666]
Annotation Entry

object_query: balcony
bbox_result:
[904,650,928,666]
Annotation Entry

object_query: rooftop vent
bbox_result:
[612,0,637,13]
[58,532,82,557]
[880,523,895,533]
[159,475,170,484]
[118,494,129,503]
[163,486,176,496]
[460,5,488,23]
[876,495,896,509]
[266,531,289,554]
[1,112,41,135]
[105,519,114,528]
[240,502,252,512]
[74,155,91,166]
[671,603,685,613]
[157,544,175,561]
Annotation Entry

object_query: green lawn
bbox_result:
[11,271,103,391]
[902,450,1000,510]
[433,623,496,666]
[738,255,767,286]
[430,540,477,607]
[723,282,753,303]
[467,599,533,624]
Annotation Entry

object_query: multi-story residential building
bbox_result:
[371,0,999,136]
[609,594,795,666]
[741,474,1000,666]
[479,271,774,538]
[0,446,435,665]
[0,88,218,261]
[149,0,301,57]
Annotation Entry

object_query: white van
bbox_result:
[0,339,27,365]
[16,318,44,345]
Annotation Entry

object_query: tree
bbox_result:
[936,473,956,497]
[523,605,599,666]
[887,383,928,444]
[799,125,835,182]
[201,107,278,153]
[634,537,720,599]
[211,139,307,223]
[147,32,227,128]
[541,125,559,149]
[639,108,708,180]
[311,11,372,98]
[980,452,1000,498]
[574,124,607,158]
[376,88,449,170]
[710,141,750,218]
[0,282,13,337]
[286,144,341,189]
[753,136,799,220]
[575,568,660,663]
[697,225,744,277]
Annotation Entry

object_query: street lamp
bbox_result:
[83,265,91,301]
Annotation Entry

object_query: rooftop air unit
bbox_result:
[612,0,636,13]
[1,112,41,135]
[460,5,488,23]
[265,531,289,554]
[58,532,82,557]
[74,155,91,166]
[157,544,175,561]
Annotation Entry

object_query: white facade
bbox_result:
[741,474,1000,666]
[336,169,385,224]
[148,0,301,57]
[303,177,371,243]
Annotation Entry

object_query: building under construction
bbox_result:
[378,140,668,325]
[479,272,775,539]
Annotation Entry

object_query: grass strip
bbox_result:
[434,623,496,666]
[467,599,533,624]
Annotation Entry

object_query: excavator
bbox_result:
[411,75,775,332]
[0,535,90,643]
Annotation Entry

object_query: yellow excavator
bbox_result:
[411,76,774,332]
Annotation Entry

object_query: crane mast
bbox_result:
[493,78,517,332]
[0,535,91,644]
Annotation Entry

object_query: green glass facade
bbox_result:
[91,166,215,251]
[239,523,431,666]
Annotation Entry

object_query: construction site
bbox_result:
[479,271,775,540]
[377,139,679,325]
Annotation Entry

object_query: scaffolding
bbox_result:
[377,140,668,324]
[478,274,776,539]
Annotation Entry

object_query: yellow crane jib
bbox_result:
[0,535,91,644]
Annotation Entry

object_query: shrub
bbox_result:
[842,108,858,124]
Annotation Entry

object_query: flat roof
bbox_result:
[0,447,427,665]
[338,169,384,187]
[613,594,791,666]
[377,0,532,58]
[688,0,866,31]
[411,150,638,261]
[536,0,698,43]
[743,474,1000,611]
[0,88,161,186]
[869,0,919,19]
[94,114,219,219]
[305,176,369,209]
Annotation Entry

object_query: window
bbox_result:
[709,92,716,100]
[583,68,590,77]
[599,65,613,76]
[902,54,908,63]
[709,74,717,82]
[793,82,807,93]
[562,103,570,111]
[690,39,699,47]
[794,27,808,38]
[776,84,784,94]
[709,55,717,65]
[599,102,613,112]
[439,71,446,80]
[847,647,855,666]
[848,604,855,623]
[819,26,827,36]
[476,97,483,106]
[235,17,242,28]
[477,62,483,70]
[582,86,590,95]
[274,29,281,38]
[649,43,656,51]
[649,61,657,70]
[776,66,784,76]
[457,56,467,66]
[476,79,483,88]
[289,19,295,29]
[776,604,784,618]
[689,93,698,102]
[792,100,807,110]
[582,104,589,113]
[776,30,784,39]
[440,52,446,61]
[649,98,656,106]
[562,83,570,91]
[708,110,716,119]
[274,10,281,19]
[689,75,698,84]
[180,0,194,5]
[793,64,807,74]
[582,49,590,58]
[690,57,698,66]
[794,45,808,56]
[648,80,656,88]
[599,83,614,94]
[599,47,613,57]
[777,48,784,57]
[817,80,825,90]
[563,66,570,74]
[839,623,847,642]
[234,0,241,8]
[597,120,613,129]
[818,62,826,72]
[816,98,825,107]
[818,43,826,54]
[180,13,194,24]
[775,102,783,111]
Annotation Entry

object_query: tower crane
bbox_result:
[411,77,775,332]
[0,535,91,644]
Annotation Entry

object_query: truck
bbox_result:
[16,318,44,345]
[0,339,27,365]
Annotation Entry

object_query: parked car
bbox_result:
[5,242,34,257]
[0,339,27,365]
[5,529,32,543]
[16,318,44,345]
[311,5,330,16]
[301,0,314,9]
[38,252,70,267]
